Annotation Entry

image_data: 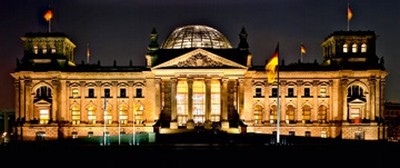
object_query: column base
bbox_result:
[186,120,195,129]
[221,120,229,129]
[170,121,178,129]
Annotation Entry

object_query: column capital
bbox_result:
[296,80,303,87]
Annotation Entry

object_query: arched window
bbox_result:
[287,105,295,123]
[71,105,80,125]
[270,105,278,123]
[119,105,128,125]
[352,43,358,53]
[347,85,364,98]
[361,43,367,53]
[253,105,263,124]
[303,105,311,123]
[87,106,96,124]
[343,44,348,53]
[318,105,327,123]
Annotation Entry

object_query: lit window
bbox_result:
[72,88,79,98]
[361,43,367,53]
[39,109,49,124]
[119,106,128,125]
[42,46,48,54]
[72,132,78,139]
[343,44,348,53]
[51,48,56,53]
[352,43,357,53]
[33,45,39,54]
[87,106,96,124]
[320,87,327,97]
[71,105,80,125]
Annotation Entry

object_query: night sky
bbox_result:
[1,0,399,108]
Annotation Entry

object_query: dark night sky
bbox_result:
[1,0,399,108]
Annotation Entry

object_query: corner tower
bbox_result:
[17,32,76,71]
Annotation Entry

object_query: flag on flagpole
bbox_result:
[347,4,353,21]
[301,43,306,55]
[44,8,53,22]
[266,43,279,84]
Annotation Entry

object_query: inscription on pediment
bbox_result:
[177,54,223,67]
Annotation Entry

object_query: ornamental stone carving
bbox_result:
[177,54,223,67]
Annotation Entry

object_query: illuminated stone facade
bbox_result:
[11,25,388,141]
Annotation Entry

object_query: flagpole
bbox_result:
[118,99,121,145]
[48,20,51,33]
[103,97,107,146]
[347,2,351,31]
[276,55,280,144]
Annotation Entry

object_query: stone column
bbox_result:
[187,78,193,120]
[170,78,178,129]
[51,79,59,122]
[328,80,333,121]
[155,79,161,120]
[238,79,245,121]
[24,80,32,122]
[341,78,349,121]
[312,80,319,122]
[296,80,303,122]
[186,78,195,129]
[80,81,86,123]
[221,78,229,129]
[369,77,376,120]
[279,80,287,123]
[263,80,270,123]
[128,81,134,123]
[112,81,118,124]
[379,79,386,122]
[95,81,103,124]
[14,81,20,121]
[205,79,211,121]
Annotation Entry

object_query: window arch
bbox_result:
[361,43,367,53]
[318,105,327,123]
[343,43,348,53]
[269,105,278,123]
[71,105,80,125]
[253,105,263,124]
[87,106,96,124]
[302,105,311,123]
[352,43,358,53]
[287,105,295,123]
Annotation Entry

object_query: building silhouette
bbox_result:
[10,24,388,142]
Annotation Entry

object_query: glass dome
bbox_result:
[161,25,233,49]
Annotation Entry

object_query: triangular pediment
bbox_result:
[348,98,366,104]
[34,99,51,107]
[152,48,247,69]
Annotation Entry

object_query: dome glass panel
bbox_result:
[161,25,233,49]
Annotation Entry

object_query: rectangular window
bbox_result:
[104,88,110,98]
[72,88,79,98]
[305,131,311,137]
[88,131,94,138]
[88,88,95,98]
[320,87,327,97]
[288,88,294,97]
[255,87,262,97]
[271,88,278,97]
[120,88,126,98]
[304,88,310,97]
[136,88,142,97]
